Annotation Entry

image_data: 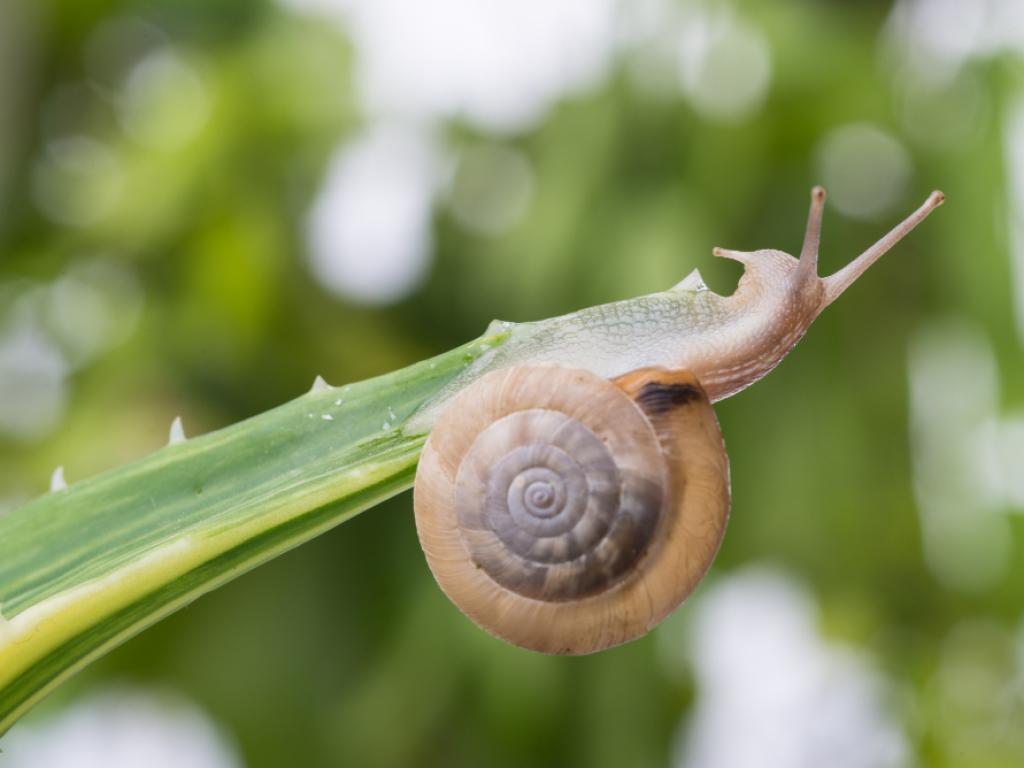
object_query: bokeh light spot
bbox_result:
[0,686,241,768]
[449,144,534,236]
[0,322,68,441]
[816,124,913,220]
[32,136,124,227]
[45,260,143,368]
[672,567,908,768]
[281,0,617,133]
[677,7,772,123]
[908,320,1014,592]
[119,48,210,150]
[305,123,441,304]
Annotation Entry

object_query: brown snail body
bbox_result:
[412,188,944,654]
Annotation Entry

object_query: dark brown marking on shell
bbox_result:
[636,381,701,415]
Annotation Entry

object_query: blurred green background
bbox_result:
[1,0,1023,766]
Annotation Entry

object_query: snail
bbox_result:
[412,187,944,654]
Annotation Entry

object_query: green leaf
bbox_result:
[0,333,503,735]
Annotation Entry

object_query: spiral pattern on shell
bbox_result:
[454,407,663,602]
[414,364,730,654]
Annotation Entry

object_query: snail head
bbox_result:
[713,186,945,320]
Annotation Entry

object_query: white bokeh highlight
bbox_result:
[676,6,772,123]
[674,567,908,768]
[284,0,620,302]
[0,687,241,768]
[0,321,68,441]
[306,123,442,304]
[282,0,617,133]
[0,261,142,442]
[886,0,1024,85]
[816,124,913,221]
[908,320,1023,593]
[284,0,775,302]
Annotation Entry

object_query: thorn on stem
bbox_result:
[50,466,67,493]
[168,416,187,445]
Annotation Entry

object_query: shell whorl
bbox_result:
[455,402,664,602]
[414,364,731,654]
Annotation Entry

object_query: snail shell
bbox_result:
[413,364,730,654]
